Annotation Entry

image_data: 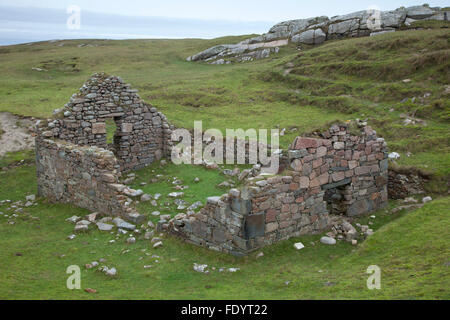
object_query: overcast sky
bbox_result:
[0,1,448,45]
[2,0,447,22]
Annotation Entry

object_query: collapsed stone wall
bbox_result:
[388,167,429,199]
[35,138,135,217]
[167,123,388,255]
[38,73,173,172]
[187,5,449,64]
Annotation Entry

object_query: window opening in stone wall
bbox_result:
[324,182,352,215]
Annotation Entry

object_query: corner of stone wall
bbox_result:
[35,136,139,219]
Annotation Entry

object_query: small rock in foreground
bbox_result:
[320,236,336,245]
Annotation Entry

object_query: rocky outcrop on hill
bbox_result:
[187,5,448,64]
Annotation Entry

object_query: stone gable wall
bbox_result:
[38,73,173,172]
[167,123,388,255]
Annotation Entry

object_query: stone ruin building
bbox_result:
[35,73,389,256]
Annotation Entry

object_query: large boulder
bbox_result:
[186,5,445,63]
[380,10,407,28]
[328,19,360,35]
[187,44,236,61]
[329,10,366,23]
[292,29,326,45]
[269,16,329,37]
[405,5,437,19]
[424,11,448,21]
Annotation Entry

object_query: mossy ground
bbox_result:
[0,27,449,299]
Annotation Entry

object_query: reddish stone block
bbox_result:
[320,163,330,174]
[266,209,277,223]
[310,178,320,188]
[291,159,302,171]
[316,146,327,157]
[318,173,329,185]
[332,171,345,182]
[300,174,310,188]
[279,220,292,229]
[348,160,358,169]
[345,170,354,178]
[345,150,352,160]
[260,201,271,211]
[294,137,319,149]
[355,166,370,175]
[282,204,290,213]
[313,158,323,169]
[289,183,299,191]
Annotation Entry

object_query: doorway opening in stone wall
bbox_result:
[323,182,352,215]
[105,118,119,155]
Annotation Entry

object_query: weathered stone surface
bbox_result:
[292,28,327,45]
[186,5,443,63]
[405,5,436,19]
[320,236,336,245]
[92,122,106,134]
[244,212,265,238]
[97,222,114,231]
[112,218,136,230]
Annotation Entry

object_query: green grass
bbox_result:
[0,28,449,299]
[0,157,448,299]
[127,161,243,223]
[0,29,448,179]
[105,118,117,144]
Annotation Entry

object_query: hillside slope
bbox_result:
[0,25,449,300]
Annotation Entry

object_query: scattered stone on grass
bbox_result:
[320,236,336,245]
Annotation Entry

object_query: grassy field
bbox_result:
[0,155,448,299]
[0,26,449,299]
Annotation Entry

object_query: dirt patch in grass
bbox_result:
[0,112,35,157]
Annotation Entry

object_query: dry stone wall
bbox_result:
[38,73,173,172]
[35,138,134,217]
[167,123,388,255]
[35,73,173,220]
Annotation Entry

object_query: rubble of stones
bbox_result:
[388,168,429,200]
[187,5,448,64]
